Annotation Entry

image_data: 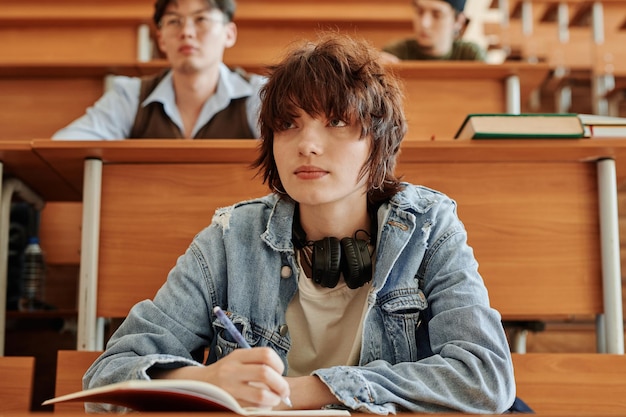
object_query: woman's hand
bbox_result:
[150,347,290,409]
[272,375,338,410]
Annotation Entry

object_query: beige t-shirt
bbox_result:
[285,253,371,377]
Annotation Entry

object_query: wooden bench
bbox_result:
[0,356,36,411]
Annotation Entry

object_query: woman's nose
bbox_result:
[296,127,323,156]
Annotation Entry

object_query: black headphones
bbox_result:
[291,207,376,289]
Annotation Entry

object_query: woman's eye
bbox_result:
[278,121,295,130]
[329,119,347,127]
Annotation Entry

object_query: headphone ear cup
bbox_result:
[341,238,372,289]
[312,237,342,288]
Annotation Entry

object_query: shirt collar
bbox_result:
[140,64,255,137]
[142,63,255,109]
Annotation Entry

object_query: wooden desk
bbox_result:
[0,141,81,356]
[32,139,624,355]
[386,62,550,139]
[0,0,413,66]
[0,142,79,201]
[0,60,549,141]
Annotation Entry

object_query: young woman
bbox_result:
[83,32,517,414]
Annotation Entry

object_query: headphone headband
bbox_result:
[291,205,377,288]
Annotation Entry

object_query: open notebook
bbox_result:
[43,379,350,416]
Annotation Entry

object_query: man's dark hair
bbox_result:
[153,0,236,25]
[253,32,407,204]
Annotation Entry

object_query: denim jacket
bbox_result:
[84,184,516,414]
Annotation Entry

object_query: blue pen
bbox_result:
[213,306,292,408]
[214,305,251,348]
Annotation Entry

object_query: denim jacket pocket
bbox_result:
[212,313,289,362]
[379,289,428,362]
[212,313,256,359]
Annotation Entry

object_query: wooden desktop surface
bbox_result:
[31,136,626,197]
[0,141,79,201]
[32,136,621,193]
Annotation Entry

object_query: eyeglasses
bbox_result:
[159,11,226,35]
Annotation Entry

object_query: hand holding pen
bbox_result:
[213,306,293,408]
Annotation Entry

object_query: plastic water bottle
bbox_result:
[20,236,46,311]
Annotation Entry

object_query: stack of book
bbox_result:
[578,114,626,138]
[454,113,626,140]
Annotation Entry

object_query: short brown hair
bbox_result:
[253,32,407,205]
[153,0,236,25]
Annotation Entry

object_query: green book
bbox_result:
[454,113,585,140]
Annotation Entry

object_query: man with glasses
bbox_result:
[53,0,265,139]
[379,0,485,62]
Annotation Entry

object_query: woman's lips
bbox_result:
[294,166,328,180]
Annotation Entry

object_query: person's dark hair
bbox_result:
[253,32,407,205]
[153,0,236,25]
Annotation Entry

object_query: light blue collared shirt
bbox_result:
[52,64,266,140]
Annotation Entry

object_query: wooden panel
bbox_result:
[92,155,601,320]
[225,19,413,66]
[40,202,82,265]
[0,27,140,63]
[0,356,36,412]
[392,62,549,140]
[513,353,626,414]
[97,163,269,317]
[400,76,504,140]
[396,161,601,318]
[54,350,103,412]
[0,77,103,140]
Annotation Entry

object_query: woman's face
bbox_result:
[273,109,370,210]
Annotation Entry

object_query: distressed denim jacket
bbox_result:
[84,184,516,414]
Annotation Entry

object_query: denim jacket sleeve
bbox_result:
[82,229,224,413]
[313,191,516,414]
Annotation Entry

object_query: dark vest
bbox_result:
[130,69,255,139]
